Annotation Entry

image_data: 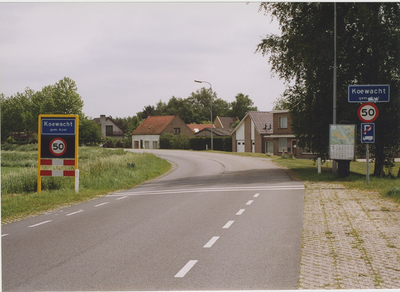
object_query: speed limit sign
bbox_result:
[49,138,67,156]
[358,103,379,122]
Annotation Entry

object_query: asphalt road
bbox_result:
[2,150,304,291]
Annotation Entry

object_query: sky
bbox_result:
[0,2,286,119]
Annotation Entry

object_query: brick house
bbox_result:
[231,110,313,158]
[131,114,194,149]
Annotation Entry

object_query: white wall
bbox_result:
[132,135,160,149]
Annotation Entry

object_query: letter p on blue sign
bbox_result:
[361,123,375,143]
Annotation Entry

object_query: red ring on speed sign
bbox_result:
[49,137,67,156]
[358,103,379,123]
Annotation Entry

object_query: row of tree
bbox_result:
[257,2,400,177]
[98,90,257,138]
[1,77,257,145]
[0,77,98,144]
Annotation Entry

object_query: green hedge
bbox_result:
[189,136,232,151]
[159,134,232,151]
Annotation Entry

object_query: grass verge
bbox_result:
[1,146,171,224]
[208,150,399,204]
[272,156,400,203]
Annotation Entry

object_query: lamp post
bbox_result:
[194,80,213,150]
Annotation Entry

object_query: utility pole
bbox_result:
[332,2,338,175]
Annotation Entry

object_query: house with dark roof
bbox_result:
[214,116,239,130]
[94,115,125,140]
[231,110,313,158]
[195,127,232,137]
[131,114,194,149]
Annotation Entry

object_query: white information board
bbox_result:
[329,124,356,160]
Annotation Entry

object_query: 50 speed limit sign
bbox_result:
[358,103,379,122]
[49,138,67,156]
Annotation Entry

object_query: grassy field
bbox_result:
[1,145,171,223]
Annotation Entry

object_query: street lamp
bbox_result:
[194,80,213,150]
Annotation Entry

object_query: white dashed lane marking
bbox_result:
[246,200,254,205]
[222,220,235,229]
[236,209,245,215]
[203,236,220,248]
[175,260,198,278]
[66,210,84,216]
[94,202,109,207]
[28,220,52,228]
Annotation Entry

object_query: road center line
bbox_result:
[116,196,128,200]
[94,202,109,207]
[2,234,9,237]
[174,260,198,278]
[66,210,84,216]
[107,185,304,197]
[203,236,220,248]
[236,209,245,215]
[28,220,52,228]
[246,200,254,205]
[223,220,235,229]
[253,193,260,197]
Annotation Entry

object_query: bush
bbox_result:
[104,139,114,148]
[115,139,124,148]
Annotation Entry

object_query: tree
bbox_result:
[186,88,230,124]
[30,77,84,131]
[229,93,258,120]
[257,2,400,176]
[113,115,141,138]
[34,77,84,116]
[79,116,102,145]
[0,88,36,143]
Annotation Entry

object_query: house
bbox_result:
[131,114,194,149]
[187,124,213,134]
[94,115,125,140]
[214,116,239,130]
[191,116,239,137]
[195,127,232,137]
[231,110,313,158]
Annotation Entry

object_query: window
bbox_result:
[279,116,287,128]
[174,128,180,135]
[278,138,287,152]
[106,125,113,135]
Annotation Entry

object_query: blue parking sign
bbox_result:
[361,123,375,143]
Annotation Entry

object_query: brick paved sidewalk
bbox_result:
[299,182,400,289]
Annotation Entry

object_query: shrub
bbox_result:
[115,139,124,148]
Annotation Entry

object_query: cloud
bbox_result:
[0,2,285,118]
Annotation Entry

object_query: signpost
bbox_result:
[348,84,390,103]
[38,114,79,193]
[347,84,389,183]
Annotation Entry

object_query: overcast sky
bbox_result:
[0,2,286,119]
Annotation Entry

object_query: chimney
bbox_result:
[100,115,106,137]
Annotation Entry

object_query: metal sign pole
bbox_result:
[366,143,369,184]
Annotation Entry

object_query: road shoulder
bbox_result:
[299,182,400,289]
